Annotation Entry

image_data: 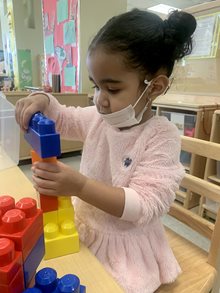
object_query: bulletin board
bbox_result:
[189,12,220,59]
[42,0,79,93]
[170,1,220,97]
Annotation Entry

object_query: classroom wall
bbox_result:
[12,0,44,87]
[0,23,3,50]
[79,0,127,93]
[0,0,127,91]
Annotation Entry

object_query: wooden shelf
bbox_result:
[199,110,220,221]
[152,94,220,209]
[208,175,220,185]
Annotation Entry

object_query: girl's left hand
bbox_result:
[31,161,87,196]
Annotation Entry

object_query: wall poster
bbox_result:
[42,0,79,92]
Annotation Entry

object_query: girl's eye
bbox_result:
[92,85,99,90]
[108,89,120,94]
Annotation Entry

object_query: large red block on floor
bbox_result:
[0,196,43,261]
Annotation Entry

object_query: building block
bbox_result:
[23,234,45,288]
[0,195,15,214]
[0,238,23,285]
[44,220,79,260]
[24,112,61,158]
[42,193,78,260]
[24,267,86,293]
[43,210,58,226]
[0,266,25,293]
[57,197,75,224]
[0,194,45,293]
[0,196,43,261]
[31,150,58,213]
[43,197,75,226]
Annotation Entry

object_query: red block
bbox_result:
[31,150,58,212]
[0,196,15,215]
[0,266,25,293]
[0,238,23,285]
[0,196,43,261]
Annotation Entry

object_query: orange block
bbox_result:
[31,150,58,212]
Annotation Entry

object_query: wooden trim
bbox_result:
[168,203,214,239]
[184,1,220,14]
[181,174,220,204]
[208,209,220,267]
[181,136,220,161]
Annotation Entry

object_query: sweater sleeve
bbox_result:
[41,92,97,142]
[126,125,185,225]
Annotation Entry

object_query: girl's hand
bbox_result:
[31,161,87,196]
[15,93,50,132]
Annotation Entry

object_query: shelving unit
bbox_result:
[199,110,220,220]
[152,93,220,209]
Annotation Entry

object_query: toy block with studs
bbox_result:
[0,194,45,292]
[24,112,61,159]
[0,237,24,292]
[0,196,43,261]
[43,196,79,259]
[23,267,86,293]
[23,234,45,288]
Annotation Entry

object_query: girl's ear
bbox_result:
[148,75,169,100]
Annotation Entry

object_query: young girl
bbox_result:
[15,9,196,293]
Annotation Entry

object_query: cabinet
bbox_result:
[152,93,220,209]
[199,110,220,220]
[4,92,89,160]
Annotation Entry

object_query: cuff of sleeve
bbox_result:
[120,187,142,222]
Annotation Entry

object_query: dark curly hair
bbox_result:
[88,9,197,77]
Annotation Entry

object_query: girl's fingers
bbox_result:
[33,184,58,196]
[32,174,56,190]
[32,168,56,181]
[33,162,59,173]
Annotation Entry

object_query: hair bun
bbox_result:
[166,10,196,42]
[163,10,197,59]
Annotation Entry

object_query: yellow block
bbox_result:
[57,196,75,224]
[44,219,79,260]
[43,210,58,226]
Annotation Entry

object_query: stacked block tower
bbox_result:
[0,195,45,292]
[24,112,79,260]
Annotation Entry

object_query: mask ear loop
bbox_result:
[164,76,174,95]
[133,79,152,108]
[142,79,152,110]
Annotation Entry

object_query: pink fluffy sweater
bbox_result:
[45,94,185,293]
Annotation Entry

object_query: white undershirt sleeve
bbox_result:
[120,187,142,222]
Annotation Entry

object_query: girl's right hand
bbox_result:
[15,93,50,132]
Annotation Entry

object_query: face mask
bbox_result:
[94,79,152,128]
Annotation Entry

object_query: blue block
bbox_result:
[26,267,86,293]
[80,285,86,293]
[23,234,45,288]
[23,289,42,293]
[24,112,61,158]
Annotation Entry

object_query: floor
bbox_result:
[19,153,210,252]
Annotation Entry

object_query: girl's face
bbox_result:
[86,48,152,123]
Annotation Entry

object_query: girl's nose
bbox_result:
[95,91,109,108]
